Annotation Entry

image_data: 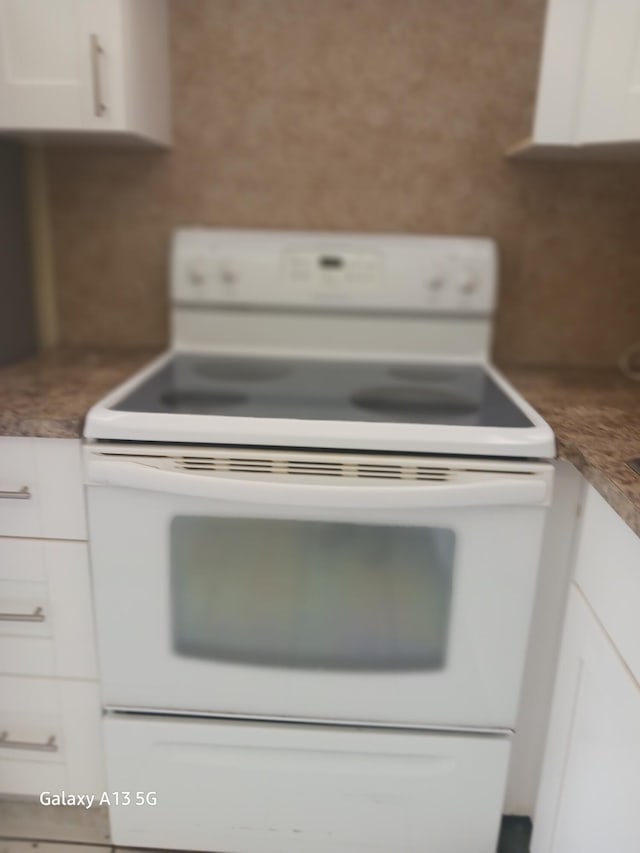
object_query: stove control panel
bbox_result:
[172,229,497,315]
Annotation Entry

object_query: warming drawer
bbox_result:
[104,713,511,853]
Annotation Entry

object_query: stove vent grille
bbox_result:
[175,455,451,482]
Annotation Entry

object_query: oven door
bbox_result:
[86,448,552,731]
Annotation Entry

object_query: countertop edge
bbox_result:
[558,438,640,536]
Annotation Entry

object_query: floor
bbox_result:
[0,800,531,852]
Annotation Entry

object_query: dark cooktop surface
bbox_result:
[113,353,533,429]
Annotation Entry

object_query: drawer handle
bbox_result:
[0,485,31,500]
[0,606,45,623]
[90,34,107,117]
[0,731,58,753]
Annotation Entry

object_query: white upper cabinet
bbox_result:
[510,0,640,158]
[0,0,170,145]
[576,1,640,144]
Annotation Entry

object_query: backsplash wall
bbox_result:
[46,0,640,366]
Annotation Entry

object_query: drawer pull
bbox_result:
[90,34,107,117]
[0,731,58,753]
[0,606,45,623]
[0,485,31,500]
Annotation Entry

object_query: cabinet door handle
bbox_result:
[0,485,31,500]
[0,731,58,753]
[0,606,45,623]
[90,34,107,117]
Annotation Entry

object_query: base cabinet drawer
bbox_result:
[0,438,86,540]
[0,438,41,537]
[0,539,97,678]
[104,715,511,853]
[0,676,105,797]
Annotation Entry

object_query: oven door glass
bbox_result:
[171,517,454,671]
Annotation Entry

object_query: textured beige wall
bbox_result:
[47,0,640,365]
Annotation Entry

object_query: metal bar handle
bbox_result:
[0,485,31,500]
[90,34,106,117]
[0,606,45,623]
[0,730,58,753]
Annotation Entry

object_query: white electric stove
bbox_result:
[84,230,555,853]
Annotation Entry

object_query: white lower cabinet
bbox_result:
[104,715,511,853]
[532,484,640,853]
[0,676,105,797]
[0,436,104,800]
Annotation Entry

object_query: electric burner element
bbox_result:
[193,358,290,382]
[351,385,479,419]
[160,389,247,413]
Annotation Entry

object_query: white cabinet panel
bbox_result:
[0,0,126,131]
[44,540,97,678]
[577,1,640,143]
[34,438,87,541]
[0,0,87,129]
[0,438,86,540]
[505,460,584,815]
[515,0,640,156]
[574,485,640,683]
[0,437,102,799]
[533,587,640,853]
[0,437,41,537]
[531,0,590,145]
[0,0,169,144]
[0,676,105,797]
[0,538,97,679]
[0,577,50,639]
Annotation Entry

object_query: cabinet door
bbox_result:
[574,485,640,684]
[576,0,640,143]
[532,587,640,853]
[0,0,124,132]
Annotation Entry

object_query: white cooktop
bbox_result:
[85,349,554,456]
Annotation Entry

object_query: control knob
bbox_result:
[456,267,478,298]
[217,259,239,296]
[219,265,237,286]
[427,274,445,292]
[186,257,208,287]
[424,269,446,305]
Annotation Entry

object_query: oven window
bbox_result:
[170,517,455,671]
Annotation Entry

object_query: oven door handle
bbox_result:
[88,459,550,508]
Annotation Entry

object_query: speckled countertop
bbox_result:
[0,348,158,439]
[504,366,640,536]
[1,351,639,535]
